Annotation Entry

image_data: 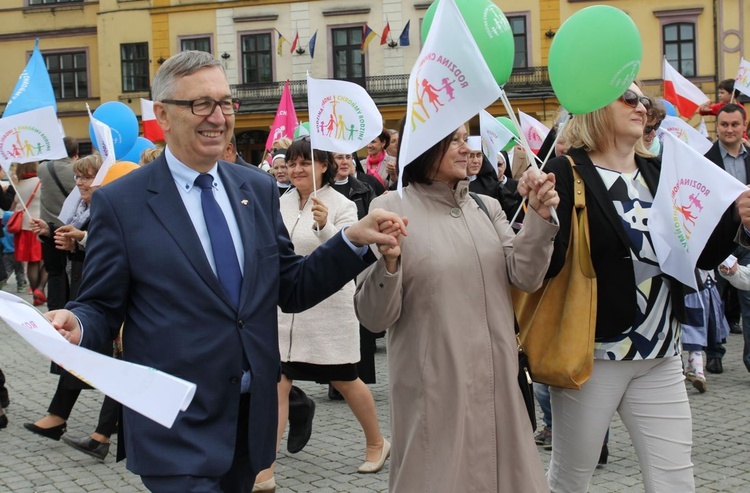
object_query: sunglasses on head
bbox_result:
[619,90,652,112]
[644,121,661,134]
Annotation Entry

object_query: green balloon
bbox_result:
[293,122,310,138]
[496,117,519,151]
[548,5,642,114]
[421,0,515,86]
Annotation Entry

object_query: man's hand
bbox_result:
[344,208,408,248]
[737,189,750,231]
[45,310,82,345]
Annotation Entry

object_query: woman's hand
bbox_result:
[517,168,559,220]
[29,218,50,237]
[377,217,408,274]
[386,157,398,182]
[310,196,328,230]
[54,225,84,252]
[719,263,739,275]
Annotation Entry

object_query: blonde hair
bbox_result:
[73,153,103,177]
[140,146,164,164]
[271,137,292,151]
[561,105,651,157]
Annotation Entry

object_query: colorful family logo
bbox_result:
[410,52,471,131]
[670,178,711,250]
[0,125,53,162]
[314,95,367,142]
[737,66,750,90]
[666,126,689,144]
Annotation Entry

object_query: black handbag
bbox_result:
[470,192,536,431]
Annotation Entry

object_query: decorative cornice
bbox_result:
[0,27,97,42]
[322,8,370,17]
[234,14,279,23]
[653,8,704,19]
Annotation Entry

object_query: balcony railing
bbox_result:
[231,66,552,113]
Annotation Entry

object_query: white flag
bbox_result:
[87,104,116,187]
[306,75,383,154]
[649,131,747,290]
[0,106,67,173]
[398,0,502,188]
[657,115,712,155]
[697,118,709,138]
[518,110,549,154]
[479,110,515,176]
[734,58,750,98]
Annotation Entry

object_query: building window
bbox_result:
[240,33,272,84]
[28,0,82,5]
[121,43,149,93]
[180,36,212,54]
[663,22,696,77]
[43,51,88,99]
[508,15,528,68]
[331,26,365,85]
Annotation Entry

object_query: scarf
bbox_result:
[70,200,91,230]
[365,151,387,186]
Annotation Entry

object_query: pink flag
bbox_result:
[265,81,298,152]
[518,110,549,154]
[663,59,709,118]
[140,99,165,142]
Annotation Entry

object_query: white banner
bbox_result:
[87,104,116,187]
[734,57,750,98]
[0,106,67,172]
[657,115,712,155]
[479,110,515,176]
[0,291,196,428]
[650,131,747,290]
[518,110,550,154]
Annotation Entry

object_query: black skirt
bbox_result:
[281,361,359,384]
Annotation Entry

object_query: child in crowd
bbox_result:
[1,210,27,293]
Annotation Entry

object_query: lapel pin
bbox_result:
[241,199,249,206]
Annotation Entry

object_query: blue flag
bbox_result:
[399,20,410,46]
[309,30,318,59]
[4,39,57,117]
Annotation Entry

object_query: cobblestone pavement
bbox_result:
[1,278,750,492]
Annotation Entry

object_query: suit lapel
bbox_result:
[146,157,234,309]
[218,162,257,308]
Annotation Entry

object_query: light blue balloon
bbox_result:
[661,99,677,117]
[89,102,139,158]
[118,136,155,163]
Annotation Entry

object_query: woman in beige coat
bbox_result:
[355,123,559,492]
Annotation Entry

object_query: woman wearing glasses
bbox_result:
[542,83,741,492]
[642,98,666,157]
[354,122,559,492]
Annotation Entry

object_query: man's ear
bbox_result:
[153,102,170,133]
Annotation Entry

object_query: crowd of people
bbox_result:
[2,50,750,493]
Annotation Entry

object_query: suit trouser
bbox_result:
[141,393,254,493]
[547,356,694,493]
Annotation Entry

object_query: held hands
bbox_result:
[310,197,328,230]
[344,208,408,249]
[45,310,82,345]
[377,216,408,273]
[29,218,50,237]
[54,225,84,252]
[516,168,559,220]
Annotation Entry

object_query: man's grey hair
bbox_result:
[151,51,225,101]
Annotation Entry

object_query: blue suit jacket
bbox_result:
[67,154,374,476]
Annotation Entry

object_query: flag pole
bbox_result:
[6,174,33,217]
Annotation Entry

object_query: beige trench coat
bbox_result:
[355,181,556,493]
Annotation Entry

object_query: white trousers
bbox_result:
[547,356,694,493]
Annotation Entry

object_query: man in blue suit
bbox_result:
[46,51,405,493]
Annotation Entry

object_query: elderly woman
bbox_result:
[543,83,741,492]
[355,122,559,492]
[271,154,292,196]
[253,138,388,492]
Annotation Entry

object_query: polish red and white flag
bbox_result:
[663,59,709,118]
[140,99,165,142]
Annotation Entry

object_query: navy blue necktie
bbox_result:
[194,173,242,308]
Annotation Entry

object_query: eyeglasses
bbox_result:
[161,98,241,116]
[644,121,661,134]
[449,136,469,148]
[74,175,95,182]
[619,90,652,113]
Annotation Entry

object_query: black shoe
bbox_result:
[730,322,742,334]
[0,413,7,429]
[598,443,608,466]
[706,358,724,374]
[62,435,110,462]
[0,393,9,409]
[23,422,66,441]
[328,384,344,401]
[288,394,315,454]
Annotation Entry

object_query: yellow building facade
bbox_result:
[0,0,746,159]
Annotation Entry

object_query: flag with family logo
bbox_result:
[398,0,502,187]
[734,58,750,98]
[307,75,383,154]
[0,39,66,171]
[518,111,549,154]
[650,131,747,290]
[479,110,515,175]
[657,115,712,155]
[86,104,116,187]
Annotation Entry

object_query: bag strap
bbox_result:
[564,155,586,210]
[23,181,41,209]
[469,191,491,220]
[46,161,70,198]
